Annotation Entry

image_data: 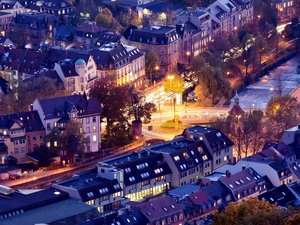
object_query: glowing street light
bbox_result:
[186,51,191,63]
[167,75,175,118]
[270,87,275,101]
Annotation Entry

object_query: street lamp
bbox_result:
[186,51,191,64]
[150,65,159,86]
[270,87,275,101]
[167,75,175,118]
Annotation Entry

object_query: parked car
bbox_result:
[9,174,22,180]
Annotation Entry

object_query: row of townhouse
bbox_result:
[51,125,300,223]
[0,93,103,164]
[0,41,146,95]
[127,0,253,74]
[51,125,234,216]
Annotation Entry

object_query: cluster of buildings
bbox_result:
[0,0,279,94]
[0,93,102,167]
[1,124,300,225]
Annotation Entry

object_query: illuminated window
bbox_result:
[93,135,97,142]
[54,141,57,147]
[80,128,83,133]
[93,126,97,132]
[47,142,50,147]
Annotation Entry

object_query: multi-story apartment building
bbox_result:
[180,126,234,171]
[142,137,213,187]
[40,0,75,16]
[207,0,253,36]
[90,42,145,88]
[13,12,58,45]
[52,168,124,217]
[128,25,180,74]
[32,94,103,153]
[175,9,212,62]
[220,167,267,201]
[98,151,172,202]
[0,110,44,164]
[0,12,14,35]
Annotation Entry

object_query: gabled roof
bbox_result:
[136,196,183,222]
[183,126,234,152]
[36,94,102,119]
[259,184,297,207]
[187,189,216,207]
[0,110,44,132]
[220,167,264,197]
[202,180,232,204]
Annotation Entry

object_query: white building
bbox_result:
[32,94,102,153]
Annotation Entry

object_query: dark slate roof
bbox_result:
[88,49,110,70]
[0,111,44,132]
[96,32,122,47]
[183,126,234,152]
[37,94,102,119]
[15,12,57,30]
[105,151,172,186]
[258,184,297,207]
[41,0,73,10]
[117,209,148,225]
[60,63,78,77]
[128,26,180,45]
[142,138,212,174]
[0,187,69,215]
[55,25,76,41]
[18,50,46,74]
[75,24,108,39]
[128,48,144,61]
[88,44,130,69]
[175,21,200,39]
[202,180,232,204]
[0,0,19,9]
[140,1,185,14]
[54,168,122,202]
[44,47,89,69]
[0,76,10,94]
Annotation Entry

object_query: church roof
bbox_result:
[228,104,245,116]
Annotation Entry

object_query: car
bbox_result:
[9,174,22,180]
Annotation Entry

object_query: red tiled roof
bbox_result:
[228,104,245,116]
[187,190,212,205]
[137,196,184,222]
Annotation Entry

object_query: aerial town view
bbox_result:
[0,0,300,224]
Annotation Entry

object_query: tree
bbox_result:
[164,70,185,94]
[127,87,156,123]
[89,75,130,139]
[94,8,113,27]
[145,51,160,85]
[59,120,86,162]
[33,144,54,167]
[7,26,31,47]
[265,95,300,141]
[213,198,294,225]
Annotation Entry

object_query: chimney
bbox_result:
[298,124,300,130]
[225,170,230,177]
[242,165,246,170]
[138,153,141,158]
[127,157,130,161]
